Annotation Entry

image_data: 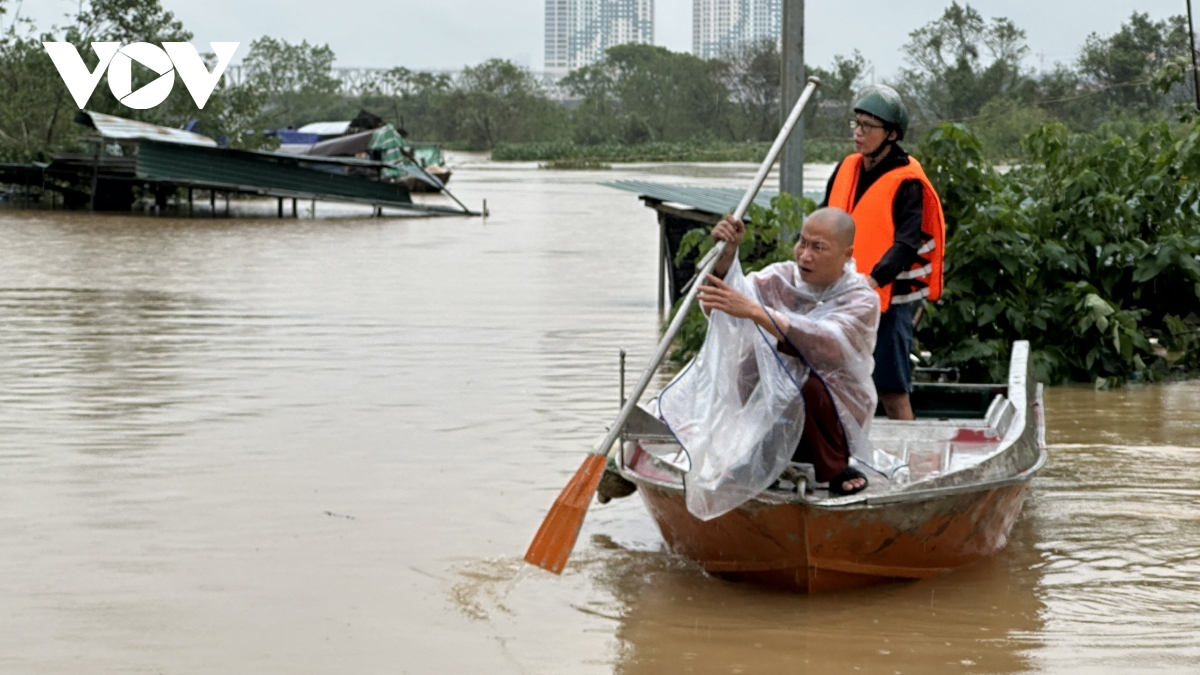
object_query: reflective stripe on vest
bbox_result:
[826,153,946,313]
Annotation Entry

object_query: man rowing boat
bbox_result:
[654,207,880,520]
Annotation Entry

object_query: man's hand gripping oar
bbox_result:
[523,77,822,575]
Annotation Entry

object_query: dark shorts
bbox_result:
[874,302,916,394]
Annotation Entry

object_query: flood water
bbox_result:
[1,158,1197,674]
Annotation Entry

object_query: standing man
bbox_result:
[821,85,946,420]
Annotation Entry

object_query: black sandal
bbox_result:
[828,466,868,496]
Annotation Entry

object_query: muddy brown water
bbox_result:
[0,159,1197,674]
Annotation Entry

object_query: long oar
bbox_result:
[524,76,823,574]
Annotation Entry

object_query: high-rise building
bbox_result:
[545,0,572,74]
[693,0,781,60]
[544,0,654,76]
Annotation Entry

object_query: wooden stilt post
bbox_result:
[210,190,216,217]
[224,192,229,217]
[657,212,667,319]
[291,198,297,217]
[188,188,193,216]
[277,197,283,218]
[88,141,99,211]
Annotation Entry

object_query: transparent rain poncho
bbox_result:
[657,258,882,520]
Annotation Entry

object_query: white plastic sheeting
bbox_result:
[657,259,882,520]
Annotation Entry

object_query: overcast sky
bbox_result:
[19,0,1193,77]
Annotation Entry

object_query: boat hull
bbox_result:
[400,169,452,193]
[618,340,1045,594]
[634,477,1031,593]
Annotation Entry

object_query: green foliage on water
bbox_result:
[493,140,852,164]
[538,159,612,170]
[667,119,1200,386]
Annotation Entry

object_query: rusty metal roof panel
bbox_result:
[78,110,218,147]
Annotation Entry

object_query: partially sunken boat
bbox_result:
[272,112,452,193]
[615,340,1046,593]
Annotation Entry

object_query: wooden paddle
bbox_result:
[524,76,823,574]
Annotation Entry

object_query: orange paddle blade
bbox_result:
[524,453,608,574]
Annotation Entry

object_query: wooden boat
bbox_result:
[614,340,1046,593]
[398,142,452,193]
[399,165,452,193]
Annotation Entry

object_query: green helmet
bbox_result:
[853,85,909,141]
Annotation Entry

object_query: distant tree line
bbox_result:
[0,0,1196,162]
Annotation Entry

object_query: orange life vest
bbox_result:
[827,153,946,313]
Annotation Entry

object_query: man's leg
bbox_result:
[873,302,916,420]
[879,391,914,420]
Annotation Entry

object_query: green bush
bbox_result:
[918,120,1200,386]
[664,120,1200,386]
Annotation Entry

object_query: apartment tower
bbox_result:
[545,0,655,75]
[693,0,781,60]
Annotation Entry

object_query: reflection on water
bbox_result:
[0,287,249,453]
[1030,383,1200,672]
[605,519,1043,675]
[0,161,1197,673]
[456,522,1045,675]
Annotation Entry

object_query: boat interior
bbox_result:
[866,382,1017,485]
[619,378,1034,504]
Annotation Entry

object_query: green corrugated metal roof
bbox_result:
[136,139,467,212]
[603,180,778,215]
[603,180,823,217]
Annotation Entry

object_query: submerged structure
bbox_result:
[281,122,453,194]
[0,111,474,217]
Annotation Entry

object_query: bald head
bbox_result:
[805,207,856,248]
[794,207,856,286]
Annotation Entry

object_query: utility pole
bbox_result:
[780,0,805,198]
[1188,0,1200,110]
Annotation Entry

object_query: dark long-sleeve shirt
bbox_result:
[820,146,924,293]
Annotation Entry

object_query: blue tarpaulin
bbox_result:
[266,130,322,144]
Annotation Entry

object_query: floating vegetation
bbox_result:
[538,159,613,170]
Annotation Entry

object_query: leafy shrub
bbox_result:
[664,120,1200,386]
[918,120,1200,385]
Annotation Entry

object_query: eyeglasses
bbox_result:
[795,238,832,254]
[850,118,886,132]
